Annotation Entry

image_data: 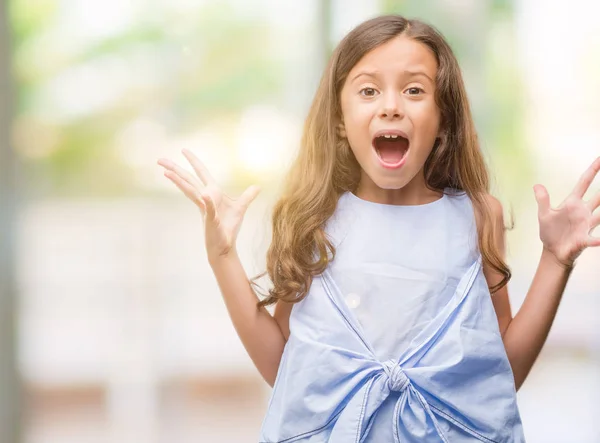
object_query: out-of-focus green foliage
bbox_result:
[10,0,530,201]
[10,1,283,197]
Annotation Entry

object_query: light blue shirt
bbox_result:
[259,190,525,442]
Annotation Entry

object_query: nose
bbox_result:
[379,93,404,120]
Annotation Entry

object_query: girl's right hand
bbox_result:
[157,149,261,262]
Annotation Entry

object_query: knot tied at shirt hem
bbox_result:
[382,359,410,392]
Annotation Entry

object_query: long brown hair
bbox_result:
[256,15,510,308]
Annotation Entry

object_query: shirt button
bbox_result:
[345,293,361,309]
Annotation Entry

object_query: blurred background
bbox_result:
[1,0,599,442]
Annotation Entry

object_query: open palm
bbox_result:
[535,157,600,267]
[157,149,260,260]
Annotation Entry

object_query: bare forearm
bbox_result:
[502,248,572,389]
[209,252,286,386]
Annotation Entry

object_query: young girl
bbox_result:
[158,15,600,443]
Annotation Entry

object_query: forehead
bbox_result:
[348,35,438,80]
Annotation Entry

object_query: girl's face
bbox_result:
[340,35,441,202]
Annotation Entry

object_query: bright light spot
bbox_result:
[236,106,299,177]
[117,118,232,191]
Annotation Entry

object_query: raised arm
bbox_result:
[158,149,289,386]
[484,157,600,390]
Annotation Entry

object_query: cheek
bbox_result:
[413,104,441,140]
[343,101,370,125]
[341,101,372,142]
[343,88,374,113]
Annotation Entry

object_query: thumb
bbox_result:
[533,184,550,215]
[238,185,261,210]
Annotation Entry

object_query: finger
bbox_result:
[238,185,261,210]
[572,156,600,199]
[591,211,600,230]
[588,189,600,211]
[164,171,205,212]
[202,193,217,222]
[534,185,551,215]
[587,236,600,247]
[158,159,202,189]
[182,149,216,186]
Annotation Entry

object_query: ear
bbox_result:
[437,116,448,139]
[337,121,347,138]
[436,126,447,143]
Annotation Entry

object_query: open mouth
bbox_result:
[372,133,409,165]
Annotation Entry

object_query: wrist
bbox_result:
[208,248,239,268]
[541,246,575,272]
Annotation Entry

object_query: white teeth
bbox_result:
[382,134,399,139]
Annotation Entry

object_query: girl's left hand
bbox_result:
[534,157,600,268]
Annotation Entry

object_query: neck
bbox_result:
[355,174,442,206]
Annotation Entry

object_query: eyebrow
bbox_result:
[351,70,434,84]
